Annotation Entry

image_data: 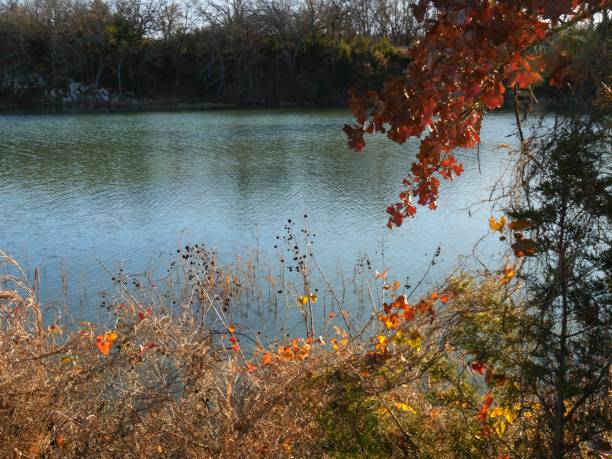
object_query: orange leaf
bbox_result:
[403,306,415,321]
[262,353,273,365]
[478,393,494,421]
[96,336,111,356]
[374,269,389,280]
[95,331,117,356]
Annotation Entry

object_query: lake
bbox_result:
[0,108,516,335]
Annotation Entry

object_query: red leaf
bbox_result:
[471,361,486,374]
[478,393,494,421]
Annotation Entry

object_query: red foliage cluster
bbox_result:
[344,0,604,228]
[378,291,445,328]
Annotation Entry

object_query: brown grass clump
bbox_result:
[0,249,370,457]
[2,247,591,458]
[0,286,368,457]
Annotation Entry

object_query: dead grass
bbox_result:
[0,249,390,458]
[0,285,388,457]
[0,247,564,458]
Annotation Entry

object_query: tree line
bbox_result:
[0,0,420,105]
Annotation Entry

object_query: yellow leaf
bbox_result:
[395,402,417,414]
[491,406,518,424]
[106,331,118,342]
[489,215,506,232]
[495,420,507,437]
[505,410,517,423]
[298,296,308,307]
[309,293,318,303]
[375,335,387,353]
[563,399,572,417]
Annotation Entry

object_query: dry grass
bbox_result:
[2,246,586,458]
[0,248,397,458]
[0,286,397,457]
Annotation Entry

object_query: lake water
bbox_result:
[0,108,516,335]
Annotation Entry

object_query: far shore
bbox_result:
[0,92,565,116]
[0,99,348,115]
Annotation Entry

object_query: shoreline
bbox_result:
[0,98,348,115]
[0,94,562,116]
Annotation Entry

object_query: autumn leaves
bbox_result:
[345,1,596,228]
[489,215,537,258]
[95,331,117,356]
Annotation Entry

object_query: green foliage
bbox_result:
[511,107,611,456]
[317,369,394,458]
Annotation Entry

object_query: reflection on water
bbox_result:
[0,108,516,332]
